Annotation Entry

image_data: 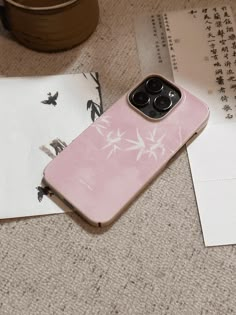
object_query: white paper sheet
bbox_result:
[135,6,236,246]
[0,73,102,219]
[135,14,173,80]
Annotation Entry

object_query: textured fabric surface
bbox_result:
[0,1,236,314]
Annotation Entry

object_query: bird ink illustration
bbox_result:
[36,186,54,202]
[41,92,59,106]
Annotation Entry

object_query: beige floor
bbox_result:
[1,0,236,314]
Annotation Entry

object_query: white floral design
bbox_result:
[95,117,168,161]
[99,115,111,125]
[126,128,166,161]
[102,129,126,159]
[145,136,165,160]
[146,128,157,142]
[126,129,146,161]
[92,114,111,135]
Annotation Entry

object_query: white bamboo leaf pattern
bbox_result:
[102,129,126,159]
[126,129,146,161]
[146,128,157,143]
[92,115,111,135]
[97,118,167,161]
[126,128,166,161]
[106,144,121,159]
[99,115,111,125]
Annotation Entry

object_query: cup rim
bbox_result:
[5,0,78,11]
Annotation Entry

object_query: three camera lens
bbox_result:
[146,78,163,94]
[154,96,172,111]
[132,91,150,108]
[130,76,179,119]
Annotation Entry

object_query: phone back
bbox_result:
[44,82,209,226]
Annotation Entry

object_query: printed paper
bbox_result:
[0,73,102,219]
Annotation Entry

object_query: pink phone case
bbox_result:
[44,75,209,226]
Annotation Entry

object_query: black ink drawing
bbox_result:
[39,145,56,159]
[38,72,103,201]
[39,138,67,159]
[36,186,54,202]
[87,100,102,122]
[83,72,103,122]
[41,92,59,106]
[50,139,67,155]
[38,139,67,201]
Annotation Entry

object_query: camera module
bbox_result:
[145,77,163,94]
[154,96,172,111]
[132,91,150,108]
[129,75,181,120]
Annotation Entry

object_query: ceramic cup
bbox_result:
[0,0,99,52]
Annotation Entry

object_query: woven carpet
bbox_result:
[1,0,236,314]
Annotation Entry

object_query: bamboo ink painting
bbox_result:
[0,73,103,219]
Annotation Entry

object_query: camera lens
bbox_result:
[154,96,172,111]
[132,91,150,108]
[146,77,163,94]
